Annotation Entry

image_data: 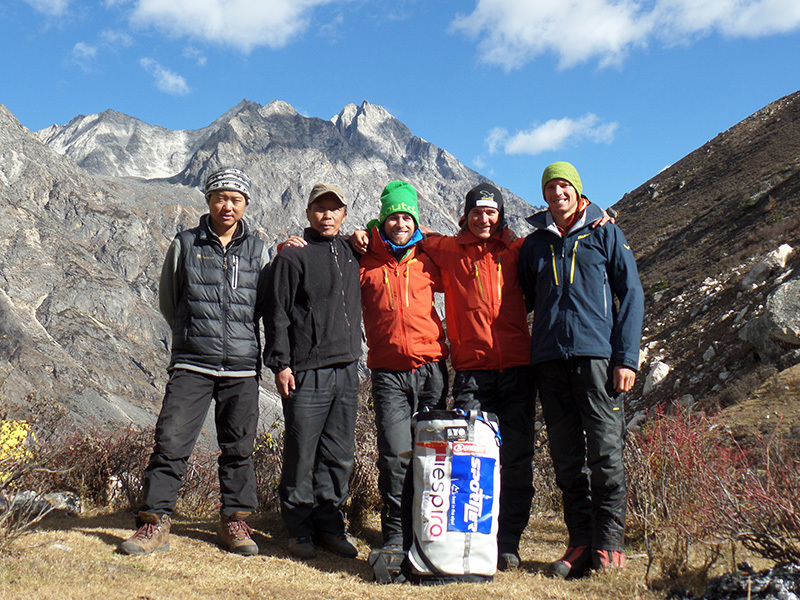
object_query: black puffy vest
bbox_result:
[170,217,265,373]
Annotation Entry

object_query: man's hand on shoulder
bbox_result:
[350,229,369,255]
[591,207,617,229]
[278,236,306,252]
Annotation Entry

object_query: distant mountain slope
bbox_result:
[1,99,536,432]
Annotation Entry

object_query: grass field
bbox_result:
[0,510,713,600]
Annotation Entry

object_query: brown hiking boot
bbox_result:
[219,512,258,556]
[118,512,170,555]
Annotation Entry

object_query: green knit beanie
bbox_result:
[379,181,420,226]
[541,161,582,199]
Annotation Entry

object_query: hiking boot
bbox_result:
[594,549,626,570]
[118,512,170,555]
[550,545,592,579]
[313,532,358,558]
[498,551,521,571]
[287,536,316,560]
[219,512,258,556]
[369,541,405,584]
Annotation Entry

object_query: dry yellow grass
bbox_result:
[0,512,672,600]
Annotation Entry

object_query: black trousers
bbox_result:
[453,365,536,552]
[279,362,359,539]
[372,360,448,544]
[140,369,259,518]
[534,357,626,552]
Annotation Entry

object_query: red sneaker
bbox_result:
[550,545,592,579]
[594,549,626,569]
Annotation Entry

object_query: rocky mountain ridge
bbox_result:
[1,91,799,438]
[0,98,535,433]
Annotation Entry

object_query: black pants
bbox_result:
[535,357,626,552]
[453,366,536,552]
[140,369,259,517]
[372,361,448,544]
[279,362,359,539]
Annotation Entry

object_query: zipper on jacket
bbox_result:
[231,255,239,290]
[570,233,592,284]
[404,266,410,307]
[473,259,486,300]
[550,245,560,286]
[383,266,395,310]
[331,240,353,332]
[603,270,609,317]
[496,262,503,302]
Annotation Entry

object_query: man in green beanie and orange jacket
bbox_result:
[360,181,450,554]
[518,161,644,579]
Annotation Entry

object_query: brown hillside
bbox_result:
[613,90,800,419]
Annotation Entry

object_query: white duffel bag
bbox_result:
[404,409,501,584]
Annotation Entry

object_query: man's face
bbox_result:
[207,190,247,233]
[544,178,579,222]
[467,207,500,240]
[383,212,416,246]
[306,194,347,237]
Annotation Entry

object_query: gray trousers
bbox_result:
[372,361,448,544]
[453,366,536,553]
[279,362,359,539]
[140,369,259,518]
[534,357,626,552]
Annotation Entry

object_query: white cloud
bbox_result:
[488,114,619,155]
[71,42,97,72]
[24,0,69,16]
[453,0,800,70]
[129,0,338,53]
[100,29,134,47]
[183,46,208,67]
[140,58,190,95]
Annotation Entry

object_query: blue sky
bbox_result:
[3,0,800,209]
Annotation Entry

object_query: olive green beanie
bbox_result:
[379,181,420,226]
[541,161,582,199]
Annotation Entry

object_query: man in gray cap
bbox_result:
[264,183,363,560]
[119,166,269,557]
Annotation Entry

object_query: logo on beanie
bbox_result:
[475,190,498,209]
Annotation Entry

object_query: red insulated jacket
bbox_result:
[360,226,449,371]
[421,227,531,371]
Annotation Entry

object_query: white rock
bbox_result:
[741,244,793,290]
[703,345,716,362]
[644,361,670,395]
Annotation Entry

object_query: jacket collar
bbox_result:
[368,225,421,263]
[199,214,249,244]
[526,202,604,236]
[303,227,342,244]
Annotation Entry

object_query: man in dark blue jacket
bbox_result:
[518,162,644,579]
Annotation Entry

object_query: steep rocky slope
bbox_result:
[614,90,800,426]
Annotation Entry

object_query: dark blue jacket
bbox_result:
[518,203,644,370]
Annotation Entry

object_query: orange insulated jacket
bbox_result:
[360,226,449,371]
[421,228,531,371]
